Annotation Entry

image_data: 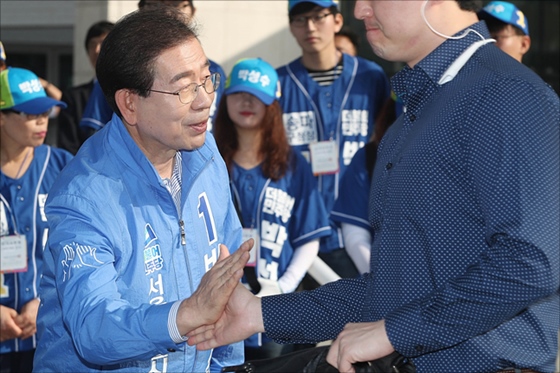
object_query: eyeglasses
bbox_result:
[148,72,221,105]
[2,108,52,120]
[290,12,333,28]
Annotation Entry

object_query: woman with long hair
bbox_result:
[213,58,331,360]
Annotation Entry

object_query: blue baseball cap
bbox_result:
[0,67,66,114]
[479,1,529,36]
[224,58,281,106]
[288,0,338,14]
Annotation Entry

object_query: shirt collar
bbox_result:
[392,21,491,102]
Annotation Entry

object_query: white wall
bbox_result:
[0,1,74,27]
[1,0,300,89]
[73,1,137,85]
[73,0,300,83]
[193,1,300,73]
[71,0,300,85]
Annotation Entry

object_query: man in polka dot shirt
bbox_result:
[187,1,559,372]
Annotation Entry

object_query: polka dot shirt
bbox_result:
[262,21,559,373]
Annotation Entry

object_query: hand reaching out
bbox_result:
[176,239,253,335]
[187,282,263,350]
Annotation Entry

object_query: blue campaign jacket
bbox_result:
[34,114,243,373]
[277,53,389,252]
[0,145,72,355]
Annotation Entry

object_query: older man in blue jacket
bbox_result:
[33,7,250,373]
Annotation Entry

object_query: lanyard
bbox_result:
[0,194,19,234]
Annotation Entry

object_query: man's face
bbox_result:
[354,0,428,65]
[289,6,343,55]
[490,24,530,63]
[87,33,109,70]
[128,39,214,157]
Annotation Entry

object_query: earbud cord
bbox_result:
[421,0,485,41]
[420,0,496,85]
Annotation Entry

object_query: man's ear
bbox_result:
[115,89,138,126]
[334,13,344,33]
[520,35,531,56]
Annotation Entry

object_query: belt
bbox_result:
[497,369,540,373]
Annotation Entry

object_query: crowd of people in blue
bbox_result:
[0,0,558,373]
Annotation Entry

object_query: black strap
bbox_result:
[231,185,261,294]
[243,266,261,294]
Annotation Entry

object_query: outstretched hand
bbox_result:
[187,282,264,350]
[176,239,253,336]
[326,320,394,373]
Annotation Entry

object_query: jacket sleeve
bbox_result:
[210,341,244,373]
[261,275,369,344]
[45,193,183,365]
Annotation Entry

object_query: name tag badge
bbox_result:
[309,141,339,175]
[0,235,28,273]
[242,228,260,267]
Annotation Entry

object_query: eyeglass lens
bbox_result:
[178,73,220,104]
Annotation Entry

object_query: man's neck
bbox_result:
[301,46,342,71]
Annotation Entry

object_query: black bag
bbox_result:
[221,345,416,373]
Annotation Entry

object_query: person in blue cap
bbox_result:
[478,1,530,63]
[213,58,331,359]
[0,67,72,373]
[0,42,62,118]
[277,0,390,286]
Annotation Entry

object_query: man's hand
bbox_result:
[186,282,263,350]
[327,320,394,373]
[176,239,252,335]
[0,305,23,342]
[15,298,40,340]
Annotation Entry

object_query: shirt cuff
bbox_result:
[168,300,188,344]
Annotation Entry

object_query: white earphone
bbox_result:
[420,0,495,85]
[421,0,485,41]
